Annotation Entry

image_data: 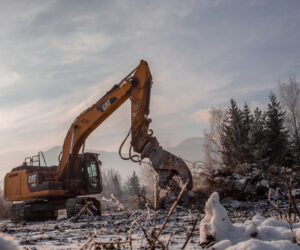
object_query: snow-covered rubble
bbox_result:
[209,166,286,200]
[200,192,300,249]
[1,193,300,249]
[0,208,202,249]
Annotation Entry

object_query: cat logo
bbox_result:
[97,97,117,113]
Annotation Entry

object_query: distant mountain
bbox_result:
[0,137,205,188]
[40,137,205,182]
[167,137,205,162]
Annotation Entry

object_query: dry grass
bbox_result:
[79,181,193,249]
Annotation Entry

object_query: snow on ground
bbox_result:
[1,195,300,249]
[200,192,300,249]
[0,234,19,250]
[0,208,202,249]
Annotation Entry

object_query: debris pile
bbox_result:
[202,166,292,200]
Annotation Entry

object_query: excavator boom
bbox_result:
[55,60,192,189]
[4,60,193,219]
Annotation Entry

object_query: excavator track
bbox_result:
[10,203,25,223]
[10,201,58,223]
[66,198,82,218]
[66,197,101,218]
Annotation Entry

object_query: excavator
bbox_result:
[4,60,193,222]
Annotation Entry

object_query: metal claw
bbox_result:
[147,145,193,190]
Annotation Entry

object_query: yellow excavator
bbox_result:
[4,60,193,222]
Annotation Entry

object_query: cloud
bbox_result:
[0,69,20,88]
[249,101,266,112]
[0,0,300,180]
[193,109,211,123]
[0,72,20,88]
[50,32,112,64]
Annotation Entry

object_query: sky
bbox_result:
[0,0,299,179]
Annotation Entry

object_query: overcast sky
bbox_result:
[0,0,299,179]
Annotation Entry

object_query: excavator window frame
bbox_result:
[82,153,102,193]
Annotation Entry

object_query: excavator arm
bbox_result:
[54,60,193,190]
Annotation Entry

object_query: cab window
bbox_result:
[87,161,98,188]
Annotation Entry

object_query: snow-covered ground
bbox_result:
[200,192,300,249]
[0,195,300,249]
[0,207,202,249]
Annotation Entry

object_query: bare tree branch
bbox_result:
[150,181,190,249]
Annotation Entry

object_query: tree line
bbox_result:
[204,77,300,186]
[101,169,143,199]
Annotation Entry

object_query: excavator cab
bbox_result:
[81,153,102,193]
[65,152,102,195]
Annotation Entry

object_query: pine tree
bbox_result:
[265,93,289,168]
[221,99,246,172]
[241,103,253,164]
[112,174,122,197]
[127,171,141,196]
[248,107,268,169]
[241,103,253,134]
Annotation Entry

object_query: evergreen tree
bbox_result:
[241,103,253,164]
[249,107,268,169]
[265,93,289,167]
[112,174,122,197]
[126,171,141,196]
[241,103,253,134]
[220,99,246,172]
